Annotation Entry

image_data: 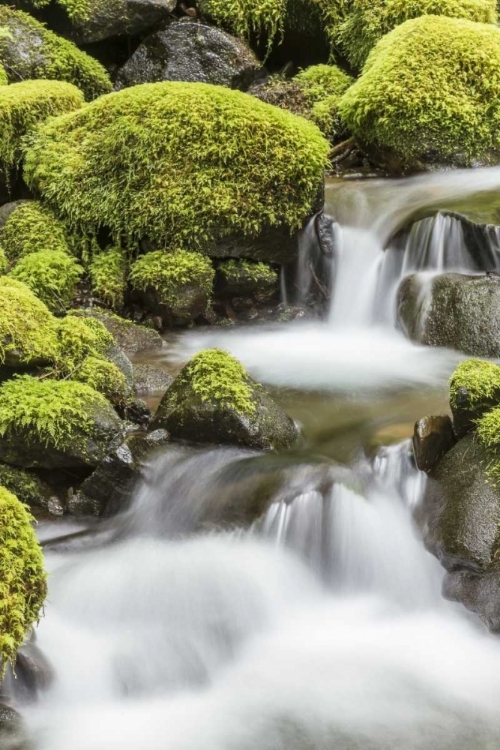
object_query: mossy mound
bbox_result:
[0,464,52,508]
[24,82,329,253]
[216,258,278,298]
[0,7,112,100]
[71,356,128,404]
[151,348,299,450]
[89,247,127,310]
[0,79,83,179]
[449,359,500,437]
[0,375,124,468]
[9,250,83,312]
[0,277,58,367]
[199,0,288,51]
[0,201,72,261]
[339,16,500,171]
[338,0,497,70]
[0,486,46,674]
[69,308,163,356]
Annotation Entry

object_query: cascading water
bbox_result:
[22,167,500,750]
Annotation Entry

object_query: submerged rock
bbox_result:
[116,21,260,90]
[150,349,299,450]
[413,415,455,474]
[397,272,500,356]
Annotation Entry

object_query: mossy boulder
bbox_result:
[215,259,278,300]
[129,250,215,326]
[449,359,500,437]
[89,247,127,311]
[339,16,500,172]
[0,277,58,368]
[150,348,299,450]
[116,21,261,90]
[0,7,112,100]
[0,200,72,261]
[0,486,46,673]
[69,308,163,356]
[337,0,497,71]
[24,82,329,262]
[0,375,125,468]
[397,273,500,356]
[0,463,52,508]
[9,250,83,312]
[0,79,83,182]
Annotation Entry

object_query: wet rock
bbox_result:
[116,21,260,90]
[0,463,52,508]
[0,703,29,749]
[105,343,134,396]
[72,309,163,357]
[413,415,456,474]
[214,259,278,304]
[133,364,174,394]
[2,642,54,702]
[121,397,152,426]
[443,567,500,633]
[206,224,299,264]
[150,349,299,451]
[418,433,500,571]
[397,272,500,356]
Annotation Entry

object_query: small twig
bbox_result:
[330,136,355,158]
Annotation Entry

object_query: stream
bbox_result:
[24,168,500,749]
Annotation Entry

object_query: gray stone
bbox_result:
[417,432,500,571]
[116,21,260,90]
[413,415,456,474]
[397,272,500,356]
[133,363,174,394]
[443,567,500,633]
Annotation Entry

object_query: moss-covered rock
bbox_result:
[339,16,500,171]
[0,200,72,262]
[150,348,299,450]
[0,463,52,508]
[215,259,278,299]
[0,79,83,181]
[9,249,83,312]
[24,82,329,260]
[338,0,497,71]
[0,7,112,100]
[69,308,163,356]
[89,246,127,311]
[199,0,288,50]
[0,375,125,468]
[0,486,46,674]
[0,277,58,367]
[449,359,500,437]
[129,249,215,326]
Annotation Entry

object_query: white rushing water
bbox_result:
[24,167,500,749]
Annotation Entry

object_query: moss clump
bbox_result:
[219,259,277,284]
[0,201,72,262]
[0,64,7,86]
[339,16,500,171]
[200,0,288,50]
[54,315,113,371]
[9,250,83,312]
[71,355,128,404]
[476,407,500,483]
[295,64,353,102]
[450,359,500,410]
[338,0,497,70]
[169,348,257,416]
[0,80,83,179]
[89,247,127,310]
[0,375,110,451]
[24,82,329,251]
[129,250,215,307]
[0,486,46,675]
[0,7,112,100]
[26,0,119,24]
[0,464,51,508]
[0,277,58,366]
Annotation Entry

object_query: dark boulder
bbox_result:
[116,21,260,90]
[413,415,455,474]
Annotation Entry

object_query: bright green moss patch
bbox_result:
[0,79,83,178]
[295,64,353,102]
[129,250,215,307]
[200,0,287,49]
[55,315,113,372]
[26,0,118,24]
[0,7,112,100]
[171,348,257,416]
[9,250,83,312]
[338,0,497,70]
[0,375,110,451]
[89,247,127,310]
[71,355,127,403]
[24,82,329,251]
[476,407,500,483]
[0,486,46,674]
[0,464,51,508]
[0,277,58,366]
[450,359,500,410]
[219,259,277,284]
[339,16,500,171]
[0,64,7,86]
[0,201,71,262]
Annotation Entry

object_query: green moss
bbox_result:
[0,464,50,507]
[338,0,497,70]
[476,407,500,482]
[0,64,7,86]
[0,486,46,675]
[339,16,500,170]
[89,246,127,310]
[9,249,83,312]
[0,375,110,452]
[295,64,353,102]
[0,201,72,262]
[55,315,113,371]
[26,0,121,24]
[0,79,83,179]
[0,277,58,366]
[0,7,112,100]
[200,0,287,50]
[170,348,257,416]
[0,246,7,274]
[219,258,277,284]
[24,82,329,251]
[71,355,127,403]
[129,250,215,307]
[450,359,500,410]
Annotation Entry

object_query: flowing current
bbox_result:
[24,168,500,749]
